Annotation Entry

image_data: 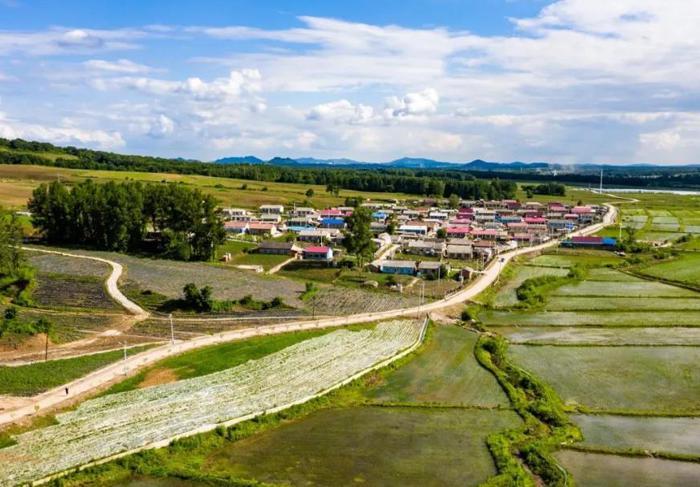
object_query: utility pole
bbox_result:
[599,169,603,194]
[44,332,49,362]
[122,341,128,375]
[169,313,175,345]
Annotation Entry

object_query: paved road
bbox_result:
[0,205,616,426]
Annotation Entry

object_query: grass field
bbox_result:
[556,450,700,487]
[0,345,152,396]
[367,325,509,407]
[529,251,622,268]
[204,407,520,487]
[0,164,414,210]
[509,345,700,413]
[499,326,700,345]
[572,414,700,456]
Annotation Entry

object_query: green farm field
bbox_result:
[205,407,520,487]
[0,345,153,396]
[367,325,509,407]
[636,252,700,288]
[493,264,569,307]
[509,345,700,413]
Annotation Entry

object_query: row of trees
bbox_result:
[0,208,34,305]
[522,182,566,197]
[28,181,225,261]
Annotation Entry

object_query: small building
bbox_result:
[405,240,445,256]
[418,261,449,279]
[247,222,279,236]
[302,246,334,261]
[446,226,472,239]
[398,224,428,236]
[290,207,317,218]
[379,260,417,275]
[259,204,284,215]
[222,208,251,221]
[446,244,473,260]
[256,241,302,256]
[259,213,282,223]
[224,221,249,234]
[563,236,617,249]
[320,217,346,229]
[298,228,343,243]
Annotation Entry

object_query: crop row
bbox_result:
[0,320,423,486]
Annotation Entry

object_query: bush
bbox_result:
[182,283,214,312]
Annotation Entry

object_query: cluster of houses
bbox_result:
[221,199,607,272]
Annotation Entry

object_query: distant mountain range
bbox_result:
[212,155,700,175]
[214,155,552,172]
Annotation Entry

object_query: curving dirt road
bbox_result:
[0,204,617,426]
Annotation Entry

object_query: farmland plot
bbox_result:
[494,265,569,307]
[509,345,700,413]
[637,253,700,288]
[546,296,700,311]
[28,253,110,278]
[207,407,521,487]
[499,326,700,346]
[311,286,420,315]
[32,274,118,310]
[480,310,700,327]
[556,451,700,487]
[572,414,700,456]
[0,321,423,486]
[552,280,698,298]
[368,325,509,407]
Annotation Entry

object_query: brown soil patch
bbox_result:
[137,367,178,389]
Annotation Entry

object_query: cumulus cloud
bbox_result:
[384,88,439,118]
[94,69,261,102]
[306,99,374,124]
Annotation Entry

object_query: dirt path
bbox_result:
[0,205,617,426]
[22,247,149,319]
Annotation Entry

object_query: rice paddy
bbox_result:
[367,325,509,407]
[572,414,700,456]
[556,450,700,487]
[509,345,700,412]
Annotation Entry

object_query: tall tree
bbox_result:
[343,207,376,268]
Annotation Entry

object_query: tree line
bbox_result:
[28,180,225,261]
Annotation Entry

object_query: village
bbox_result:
[220,198,611,282]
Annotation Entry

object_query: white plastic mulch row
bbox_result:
[0,320,423,486]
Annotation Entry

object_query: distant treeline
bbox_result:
[28,180,225,261]
[3,137,700,191]
[0,138,516,200]
[522,182,566,196]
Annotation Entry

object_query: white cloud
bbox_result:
[0,28,147,56]
[0,117,124,150]
[306,99,374,124]
[384,88,439,118]
[84,59,153,74]
[94,69,261,102]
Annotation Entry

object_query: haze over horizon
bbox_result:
[1,0,698,165]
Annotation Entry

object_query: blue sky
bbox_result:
[0,0,697,164]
